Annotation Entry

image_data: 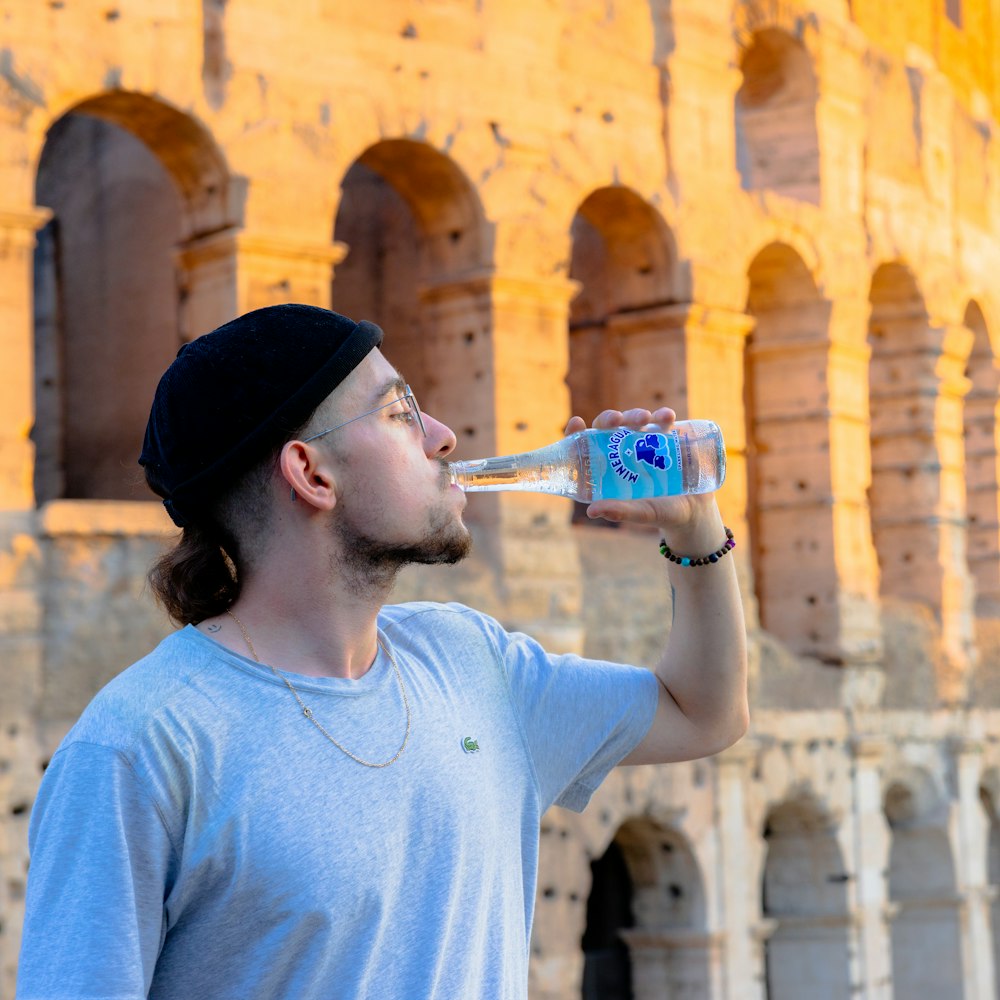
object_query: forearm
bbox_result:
[655,500,749,751]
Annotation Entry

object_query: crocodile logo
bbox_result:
[462,736,480,753]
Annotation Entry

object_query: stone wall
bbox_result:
[2,0,1000,997]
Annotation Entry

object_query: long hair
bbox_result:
[147,519,241,626]
[145,450,280,626]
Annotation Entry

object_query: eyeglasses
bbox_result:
[300,385,426,443]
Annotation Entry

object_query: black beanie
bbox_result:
[139,304,383,528]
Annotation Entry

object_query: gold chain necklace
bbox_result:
[225,609,410,768]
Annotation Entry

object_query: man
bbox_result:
[17,304,747,999]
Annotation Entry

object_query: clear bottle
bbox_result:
[449,420,725,502]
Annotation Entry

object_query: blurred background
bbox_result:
[2,1,1000,996]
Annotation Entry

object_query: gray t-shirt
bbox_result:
[17,601,658,1000]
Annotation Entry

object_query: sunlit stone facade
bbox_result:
[2,1,1000,996]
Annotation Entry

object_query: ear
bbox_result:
[279,439,338,513]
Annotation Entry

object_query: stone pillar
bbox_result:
[0,207,51,509]
[420,271,584,650]
[716,741,759,1000]
[0,203,49,998]
[749,919,778,1000]
[621,928,724,999]
[964,353,1000,614]
[869,319,975,698]
[826,301,884,667]
[176,228,347,340]
[950,736,998,1000]
[849,736,894,999]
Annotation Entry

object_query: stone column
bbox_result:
[950,736,997,1000]
[0,203,50,998]
[0,207,51,508]
[176,228,347,340]
[964,352,1000,614]
[716,740,759,1000]
[849,736,894,999]
[419,271,584,651]
[868,318,975,696]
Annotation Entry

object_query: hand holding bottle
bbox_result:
[564,407,720,531]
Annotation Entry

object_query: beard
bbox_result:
[333,485,472,596]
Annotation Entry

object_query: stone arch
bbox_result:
[582,817,712,1000]
[735,27,821,204]
[884,768,965,999]
[868,262,975,673]
[44,91,238,240]
[963,299,1000,614]
[567,185,680,427]
[744,243,838,656]
[330,138,491,458]
[32,91,239,502]
[760,793,852,1000]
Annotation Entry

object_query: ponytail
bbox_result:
[148,521,241,626]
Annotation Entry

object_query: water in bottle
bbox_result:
[449,420,725,502]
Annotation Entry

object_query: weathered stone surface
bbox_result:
[1,1,1000,997]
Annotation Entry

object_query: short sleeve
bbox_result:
[483,618,659,813]
[16,742,177,1000]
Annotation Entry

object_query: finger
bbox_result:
[563,415,588,435]
[650,406,676,427]
[592,409,626,430]
[619,407,653,428]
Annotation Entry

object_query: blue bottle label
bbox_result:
[596,428,682,499]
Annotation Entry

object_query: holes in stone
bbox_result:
[668,883,684,899]
[543,886,557,899]
[560,829,570,839]
[515,421,528,431]
[903,552,913,563]
[660,842,674,854]
[474,370,484,380]
[652,391,664,402]
[806,595,818,605]
[601,110,615,122]
[569,892,580,903]
[463,331,475,344]
[903,467,915,478]
[797,480,807,491]
[401,21,417,38]
[11,802,28,816]
[463,427,476,438]
[105,8,120,19]
[600,809,612,824]
[450,230,463,243]
[638,264,652,275]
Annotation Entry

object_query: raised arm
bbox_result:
[567,408,749,765]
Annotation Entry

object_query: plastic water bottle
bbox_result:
[449,420,725,502]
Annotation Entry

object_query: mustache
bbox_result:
[437,460,453,489]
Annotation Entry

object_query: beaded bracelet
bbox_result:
[658,527,735,567]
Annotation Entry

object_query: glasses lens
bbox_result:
[405,387,426,437]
